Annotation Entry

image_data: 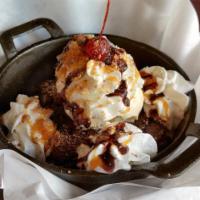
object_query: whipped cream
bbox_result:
[141,66,193,129]
[2,94,56,160]
[58,38,144,129]
[77,123,157,174]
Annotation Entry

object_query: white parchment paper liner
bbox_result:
[0,0,200,199]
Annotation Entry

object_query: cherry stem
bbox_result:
[100,0,111,38]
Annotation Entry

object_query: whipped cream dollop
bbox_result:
[56,36,144,129]
[1,94,56,160]
[77,123,157,174]
[140,66,193,129]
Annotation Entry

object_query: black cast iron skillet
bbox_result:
[0,18,200,190]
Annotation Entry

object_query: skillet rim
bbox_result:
[0,34,197,177]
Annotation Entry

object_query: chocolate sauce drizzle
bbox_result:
[93,122,129,171]
[140,71,158,91]
[107,80,130,106]
[64,102,90,128]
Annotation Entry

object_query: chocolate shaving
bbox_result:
[117,59,127,73]
[104,53,113,65]
[113,48,125,55]
[115,122,125,132]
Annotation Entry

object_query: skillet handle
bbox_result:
[0,139,7,150]
[0,18,64,59]
[134,123,200,178]
[0,126,9,149]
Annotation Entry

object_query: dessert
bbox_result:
[55,35,144,129]
[140,66,193,129]
[0,0,194,176]
[1,95,56,160]
[78,123,157,173]
[0,35,193,174]
[45,122,157,173]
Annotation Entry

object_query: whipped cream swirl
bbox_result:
[140,66,193,129]
[77,123,157,174]
[1,94,56,160]
[56,37,144,129]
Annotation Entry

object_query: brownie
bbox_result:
[134,111,172,151]
[38,35,175,167]
[39,80,172,165]
[45,128,97,167]
[39,80,58,108]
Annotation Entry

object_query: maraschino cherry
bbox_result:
[84,0,111,62]
[84,37,110,61]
